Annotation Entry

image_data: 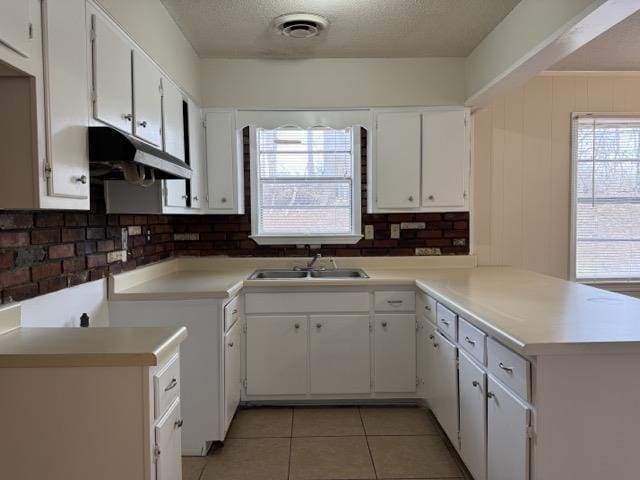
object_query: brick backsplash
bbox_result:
[0,130,469,304]
[172,128,470,258]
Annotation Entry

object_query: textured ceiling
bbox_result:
[160,0,521,59]
[553,10,640,71]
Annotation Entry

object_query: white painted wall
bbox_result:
[200,58,466,108]
[473,73,640,283]
[20,280,109,327]
[96,0,201,102]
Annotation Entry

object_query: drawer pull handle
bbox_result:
[381,321,388,328]
[175,419,184,428]
[465,336,476,346]
[425,305,431,311]
[498,362,514,373]
[440,319,450,326]
[387,300,403,305]
[487,391,495,399]
[232,309,238,315]
[164,378,178,392]
[472,380,480,388]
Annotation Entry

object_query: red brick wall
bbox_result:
[0,130,469,304]
[172,129,469,257]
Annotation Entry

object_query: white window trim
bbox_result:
[570,112,640,284]
[248,126,363,246]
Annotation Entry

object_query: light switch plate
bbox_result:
[390,224,400,239]
[364,225,374,240]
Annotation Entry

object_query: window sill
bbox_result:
[250,234,363,246]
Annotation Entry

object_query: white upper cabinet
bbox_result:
[91,13,133,134]
[422,109,469,209]
[369,107,469,213]
[205,110,244,213]
[187,99,204,208]
[132,50,162,146]
[373,111,421,209]
[43,0,90,201]
[162,77,185,161]
[0,0,32,58]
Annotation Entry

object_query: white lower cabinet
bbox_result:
[487,377,531,480]
[459,351,487,480]
[429,330,459,446]
[422,321,438,403]
[246,315,308,395]
[374,314,416,393]
[309,315,370,394]
[224,320,242,432]
[155,398,183,480]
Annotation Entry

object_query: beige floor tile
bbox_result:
[226,407,292,438]
[290,436,376,480]
[182,456,207,480]
[201,438,290,480]
[360,406,438,435]
[293,407,365,437]
[367,435,462,479]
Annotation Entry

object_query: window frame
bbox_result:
[248,125,363,245]
[570,112,640,284]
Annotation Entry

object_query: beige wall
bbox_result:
[472,73,640,279]
[96,0,201,102]
[200,58,465,108]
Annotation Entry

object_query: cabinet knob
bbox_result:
[472,380,480,388]
[221,197,227,203]
[408,195,414,202]
[425,305,431,311]
[294,323,300,329]
[138,120,148,128]
[123,113,132,121]
[181,195,188,200]
[228,342,234,347]
[174,419,184,428]
[315,323,322,329]
[74,175,88,185]
[193,196,199,201]
[487,391,495,399]
[428,195,435,201]
[428,334,434,340]
[381,321,388,328]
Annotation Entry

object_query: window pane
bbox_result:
[255,127,355,238]
[575,118,640,280]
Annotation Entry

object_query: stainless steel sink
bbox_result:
[248,269,369,280]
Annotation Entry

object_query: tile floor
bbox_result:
[183,406,471,480]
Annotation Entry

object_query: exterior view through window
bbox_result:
[573,116,640,281]
[253,126,359,241]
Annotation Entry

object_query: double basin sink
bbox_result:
[249,268,369,280]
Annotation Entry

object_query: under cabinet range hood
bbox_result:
[88,126,192,184]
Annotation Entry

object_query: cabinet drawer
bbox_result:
[245,292,370,314]
[487,338,530,401]
[458,317,486,364]
[436,303,458,341]
[154,354,181,419]
[374,291,415,312]
[417,291,437,323]
[224,296,241,331]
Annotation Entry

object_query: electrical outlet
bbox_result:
[390,224,400,239]
[364,225,374,240]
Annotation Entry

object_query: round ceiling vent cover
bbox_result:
[273,13,329,39]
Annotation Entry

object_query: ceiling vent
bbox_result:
[274,13,329,39]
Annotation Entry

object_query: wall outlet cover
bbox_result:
[390,224,400,239]
[364,225,374,240]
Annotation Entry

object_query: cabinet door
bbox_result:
[309,315,370,394]
[374,112,421,209]
[246,315,307,395]
[422,321,438,404]
[374,314,416,393]
[487,377,530,480]
[162,77,185,161]
[0,0,31,57]
[132,49,162,146]
[224,320,242,432]
[459,351,487,480]
[430,330,459,447]
[187,100,204,208]
[43,0,90,200]
[422,110,468,209]
[155,399,183,480]
[164,180,188,208]
[205,111,237,210]
[92,13,133,134]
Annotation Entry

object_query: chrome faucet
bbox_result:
[294,253,325,271]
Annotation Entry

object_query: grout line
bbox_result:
[359,406,380,480]
[287,409,294,480]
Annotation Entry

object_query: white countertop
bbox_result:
[108,257,640,356]
[0,326,187,367]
